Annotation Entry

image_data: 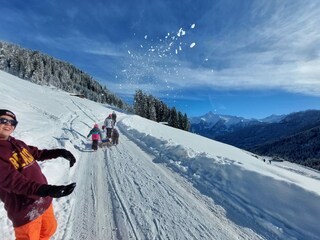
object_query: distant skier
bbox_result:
[111,128,119,145]
[0,109,76,239]
[87,123,103,151]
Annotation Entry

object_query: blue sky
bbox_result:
[1,0,320,118]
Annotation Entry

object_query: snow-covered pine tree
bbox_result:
[0,40,129,111]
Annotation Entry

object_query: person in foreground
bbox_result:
[0,109,77,240]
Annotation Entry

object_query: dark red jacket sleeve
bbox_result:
[0,159,43,196]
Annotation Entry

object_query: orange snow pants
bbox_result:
[14,204,57,240]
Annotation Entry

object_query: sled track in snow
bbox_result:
[104,149,139,240]
[67,150,112,240]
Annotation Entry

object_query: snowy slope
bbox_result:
[1,70,320,240]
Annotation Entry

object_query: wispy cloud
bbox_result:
[33,31,125,57]
[123,1,320,97]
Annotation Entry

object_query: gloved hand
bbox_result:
[58,149,76,167]
[37,183,76,198]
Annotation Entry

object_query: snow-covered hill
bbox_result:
[1,70,320,240]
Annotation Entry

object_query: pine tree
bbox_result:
[182,113,190,131]
[134,89,144,116]
[169,107,179,128]
[148,96,157,121]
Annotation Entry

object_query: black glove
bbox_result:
[37,183,76,198]
[58,149,76,167]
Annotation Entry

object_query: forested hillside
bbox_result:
[0,40,190,131]
[215,110,320,148]
[134,89,190,131]
[214,110,320,170]
[250,126,320,170]
[0,41,129,110]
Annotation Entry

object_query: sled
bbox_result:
[99,139,113,148]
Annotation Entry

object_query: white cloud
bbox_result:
[162,1,320,96]
[34,31,125,57]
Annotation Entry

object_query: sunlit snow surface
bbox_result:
[1,70,320,240]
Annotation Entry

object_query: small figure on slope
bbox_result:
[111,111,117,126]
[87,123,103,151]
[111,128,119,145]
[104,114,114,138]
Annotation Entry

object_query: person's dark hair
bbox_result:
[0,109,17,121]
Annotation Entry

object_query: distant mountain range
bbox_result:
[190,111,285,139]
[190,110,320,170]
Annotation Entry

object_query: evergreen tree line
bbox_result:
[251,125,320,170]
[134,89,190,131]
[0,41,130,111]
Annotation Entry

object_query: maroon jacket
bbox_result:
[0,137,59,227]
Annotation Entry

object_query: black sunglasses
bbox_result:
[0,118,18,127]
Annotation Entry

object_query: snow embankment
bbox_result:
[119,115,320,240]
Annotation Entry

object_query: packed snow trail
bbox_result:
[55,117,262,240]
[64,150,113,240]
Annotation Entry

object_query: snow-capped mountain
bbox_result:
[1,70,320,240]
[259,114,286,123]
[190,111,285,132]
[191,111,320,170]
[190,111,264,138]
[190,111,257,126]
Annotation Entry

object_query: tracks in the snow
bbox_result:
[104,148,139,240]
